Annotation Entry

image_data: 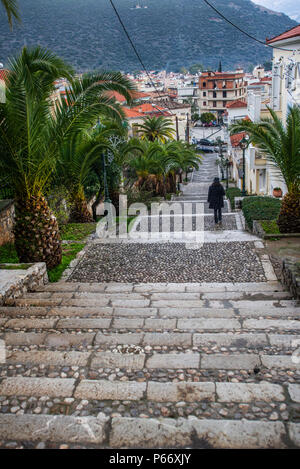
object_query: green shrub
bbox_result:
[260,219,280,234]
[242,197,281,230]
[226,187,242,209]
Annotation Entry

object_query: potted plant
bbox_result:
[273,187,283,198]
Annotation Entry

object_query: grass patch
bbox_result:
[260,219,280,234]
[0,243,19,263]
[242,197,281,230]
[47,243,85,283]
[59,223,96,241]
[0,264,32,270]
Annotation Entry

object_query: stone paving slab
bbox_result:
[142,333,192,346]
[4,332,48,345]
[201,354,260,370]
[177,318,241,330]
[243,319,300,331]
[74,380,146,400]
[109,417,287,448]
[147,381,215,402]
[6,350,90,366]
[158,307,236,318]
[0,414,108,444]
[45,333,95,347]
[112,318,145,329]
[56,318,112,329]
[216,382,285,403]
[91,352,145,370]
[269,334,300,348]
[95,332,143,345]
[193,333,268,347]
[288,423,300,447]
[4,318,57,329]
[146,353,200,369]
[49,307,115,318]
[260,355,300,369]
[0,377,75,397]
[288,384,300,403]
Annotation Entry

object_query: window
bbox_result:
[213,102,217,107]
[203,82,206,88]
[223,101,226,108]
[203,101,207,106]
[213,91,217,98]
[203,91,206,97]
[223,91,227,98]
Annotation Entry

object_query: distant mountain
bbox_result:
[0,0,297,72]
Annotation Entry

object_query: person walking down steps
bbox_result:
[207,177,225,227]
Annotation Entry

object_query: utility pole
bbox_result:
[176,116,179,141]
[185,113,190,144]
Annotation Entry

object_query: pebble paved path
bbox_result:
[0,152,299,449]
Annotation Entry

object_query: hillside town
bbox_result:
[0,1,300,453]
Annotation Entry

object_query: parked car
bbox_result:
[196,145,215,153]
[199,139,214,146]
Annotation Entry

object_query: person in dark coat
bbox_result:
[208,177,225,225]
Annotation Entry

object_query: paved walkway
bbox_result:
[0,152,299,449]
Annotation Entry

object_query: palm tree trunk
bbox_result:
[69,191,93,223]
[277,192,300,233]
[14,196,62,269]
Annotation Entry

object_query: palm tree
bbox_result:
[0,46,135,267]
[230,105,300,233]
[55,73,135,223]
[138,116,176,142]
[1,0,20,28]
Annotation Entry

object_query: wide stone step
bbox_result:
[4,349,300,370]
[10,296,298,310]
[1,305,299,320]
[0,376,292,404]
[0,414,297,448]
[20,291,293,301]
[33,281,285,294]
[2,317,300,333]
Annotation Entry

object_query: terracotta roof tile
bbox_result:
[266,24,300,44]
[230,132,246,147]
[226,99,247,109]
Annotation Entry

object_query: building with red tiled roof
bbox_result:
[198,70,247,116]
[266,24,300,45]
[266,23,300,125]
[226,99,247,109]
[0,69,9,82]
[230,132,246,148]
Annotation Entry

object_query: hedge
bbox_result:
[242,196,281,230]
[226,187,242,209]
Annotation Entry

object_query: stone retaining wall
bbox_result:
[0,263,48,306]
[281,258,300,300]
[0,200,14,246]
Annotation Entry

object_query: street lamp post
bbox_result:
[239,135,250,196]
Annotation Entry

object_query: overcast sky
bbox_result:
[252,0,300,22]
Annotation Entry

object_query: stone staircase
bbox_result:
[0,281,299,448]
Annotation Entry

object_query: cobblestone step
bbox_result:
[0,414,298,448]
[34,281,285,293]
[20,291,293,301]
[1,305,299,319]
[3,349,300,370]
[0,376,293,403]
[10,297,298,310]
